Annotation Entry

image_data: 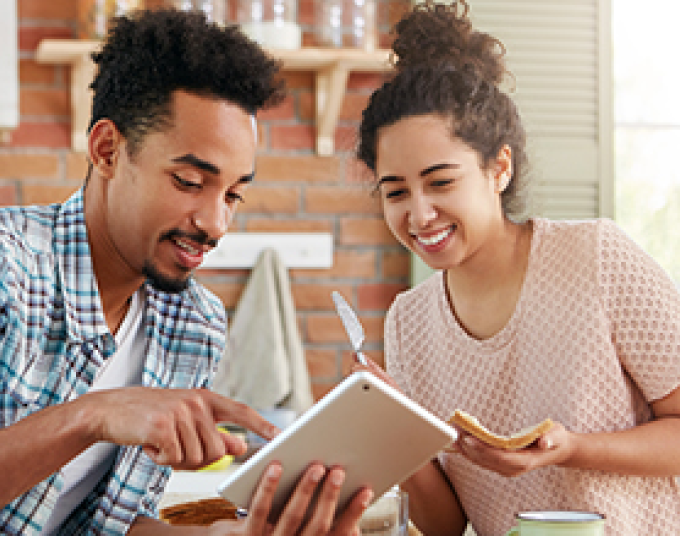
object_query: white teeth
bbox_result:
[417,228,452,246]
[175,239,200,255]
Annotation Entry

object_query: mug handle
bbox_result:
[505,527,520,536]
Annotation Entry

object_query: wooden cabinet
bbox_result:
[36,40,391,155]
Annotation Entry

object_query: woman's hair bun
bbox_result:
[391,1,507,87]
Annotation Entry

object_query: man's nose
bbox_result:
[192,198,230,241]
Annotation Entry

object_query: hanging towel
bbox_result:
[211,248,314,415]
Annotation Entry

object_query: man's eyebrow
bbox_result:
[377,162,460,186]
[172,153,220,175]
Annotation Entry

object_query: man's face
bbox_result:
[103,90,256,292]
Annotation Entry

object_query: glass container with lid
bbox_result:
[236,0,301,49]
[314,0,376,50]
[167,0,226,24]
[78,0,145,39]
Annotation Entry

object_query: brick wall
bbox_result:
[5,0,411,400]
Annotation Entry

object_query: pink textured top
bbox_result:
[385,218,680,536]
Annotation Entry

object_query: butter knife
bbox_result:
[331,291,369,366]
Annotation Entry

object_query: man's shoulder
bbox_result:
[0,203,60,265]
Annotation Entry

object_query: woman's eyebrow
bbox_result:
[378,162,461,186]
[420,162,460,176]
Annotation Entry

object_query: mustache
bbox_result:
[162,229,218,249]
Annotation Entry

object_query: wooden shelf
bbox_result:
[36,40,392,155]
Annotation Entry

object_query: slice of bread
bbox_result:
[448,410,553,450]
[160,498,238,526]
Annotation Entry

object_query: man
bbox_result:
[0,9,372,535]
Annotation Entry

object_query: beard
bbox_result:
[143,260,191,293]
[143,229,216,293]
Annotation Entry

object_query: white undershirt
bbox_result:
[43,289,147,535]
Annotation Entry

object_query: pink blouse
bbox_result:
[385,218,680,535]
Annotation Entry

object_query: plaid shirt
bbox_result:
[0,189,227,535]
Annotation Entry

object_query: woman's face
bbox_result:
[375,114,510,271]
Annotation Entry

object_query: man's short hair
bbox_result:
[89,8,285,155]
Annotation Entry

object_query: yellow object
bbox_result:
[197,425,236,471]
[198,453,234,472]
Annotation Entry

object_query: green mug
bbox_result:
[505,511,605,535]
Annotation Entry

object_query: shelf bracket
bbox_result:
[315,63,350,156]
[36,40,391,155]
[36,39,99,153]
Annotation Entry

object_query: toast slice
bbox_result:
[449,410,553,450]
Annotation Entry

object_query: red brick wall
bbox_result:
[5,0,411,400]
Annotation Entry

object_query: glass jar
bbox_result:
[78,0,145,40]
[168,0,226,25]
[359,487,409,535]
[236,0,301,49]
[314,0,343,47]
[314,0,376,50]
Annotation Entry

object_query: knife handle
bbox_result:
[355,351,369,366]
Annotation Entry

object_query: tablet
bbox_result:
[217,371,458,522]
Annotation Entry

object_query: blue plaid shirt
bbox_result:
[0,189,227,535]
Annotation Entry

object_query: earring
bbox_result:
[497,173,510,193]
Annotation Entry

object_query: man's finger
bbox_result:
[220,429,248,458]
[208,392,280,441]
[302,467,344,534]
[331,487,373,535]
[174,411,206,467]
[143,426,182,466]
[246,462,283,535]
[275,463,327,534]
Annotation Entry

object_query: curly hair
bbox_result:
[357,1,529,219]
[89,8,285,156]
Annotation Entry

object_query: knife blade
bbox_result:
[331,291,369,366]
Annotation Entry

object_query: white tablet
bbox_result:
[217,371,458,522]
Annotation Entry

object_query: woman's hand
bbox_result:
[450,421,575,477]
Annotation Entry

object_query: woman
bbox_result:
[354,2,680,535]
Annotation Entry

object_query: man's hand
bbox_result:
[130,463,373,536]
[239,462,371,536]
[79,386,279,469]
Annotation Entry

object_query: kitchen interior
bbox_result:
[2,0,614,534]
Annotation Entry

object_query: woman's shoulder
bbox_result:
[532,217,622,257]
[534,217,641,253]
[533,216,608,238]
